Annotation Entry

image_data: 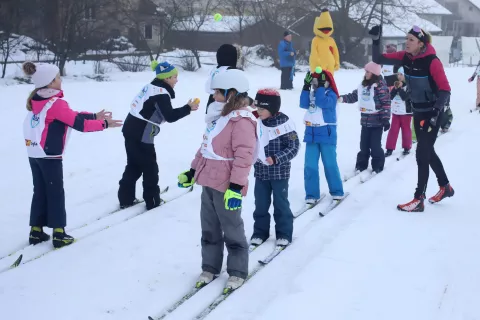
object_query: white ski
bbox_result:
[319,192,350,216]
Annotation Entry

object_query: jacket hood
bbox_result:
[31,89,64,114]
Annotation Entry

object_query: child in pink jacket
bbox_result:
[22,62,122,248]
[178,69,257,294]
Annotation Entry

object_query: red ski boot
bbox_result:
[428,183,454,204]
[397,195,425,212]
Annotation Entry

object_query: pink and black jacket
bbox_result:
[30,89,106,157]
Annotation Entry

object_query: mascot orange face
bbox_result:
[309,9,340,74]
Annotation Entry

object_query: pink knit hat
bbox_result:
[364,61,381,76]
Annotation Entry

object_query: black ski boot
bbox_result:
[385,149,393,157]
[29,227,50,245]
[52,228,75,248]
[120,198,142,209]
[402,148,410,155]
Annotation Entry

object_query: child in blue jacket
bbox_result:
[300,69,344,204]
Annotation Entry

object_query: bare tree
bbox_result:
[114,0,182,61]
[0,0,27,78]
[29,0,116,75]
[174,0,219,69]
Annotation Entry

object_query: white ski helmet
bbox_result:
[210,69,249,94]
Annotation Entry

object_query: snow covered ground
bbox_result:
[0,66,479,320]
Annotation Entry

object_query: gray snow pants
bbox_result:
[200,186,248,279]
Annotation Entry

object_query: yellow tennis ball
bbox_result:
[214,13,222,22]
[194,98,200,104]
[315,66,323,74]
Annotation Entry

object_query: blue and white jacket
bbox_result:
[300,87,338,145]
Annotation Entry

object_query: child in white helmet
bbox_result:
[178,69,257,293]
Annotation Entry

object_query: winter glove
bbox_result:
[178,168,195,188]
[382,120,391,132]
[303,72,313,91]
[368,25,382,45]
[224,187,242,211]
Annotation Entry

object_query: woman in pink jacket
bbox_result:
[22,62,122,248]
[178,69,257,293]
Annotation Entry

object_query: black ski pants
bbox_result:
[118,138,160,210]
[280,67,293,90]
[29,158,67,228]
[356,126,385,172]
[413,111,449,198]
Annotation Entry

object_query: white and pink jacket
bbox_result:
[23,89,106,158]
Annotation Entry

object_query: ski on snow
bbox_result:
[193,243,291,320]
[319,192,350,216]
[148,194,329,320]
[4,186,193,273]
[193,193,345,320]
[0,186,170,263]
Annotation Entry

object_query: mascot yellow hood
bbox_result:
[313,9,334,38]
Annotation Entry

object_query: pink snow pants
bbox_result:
[386,114,413,150]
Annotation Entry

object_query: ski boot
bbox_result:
[195,271,217,289]
[224,276,245,294]
[385,149,393,157]
[402,148,410,155]
[428,183,454,204]
[120,198,142,209]
[397,195,425,212]
[29,226,50,245]
[250,238,264,246]
[52,228,75,248]
[276,239,290,247]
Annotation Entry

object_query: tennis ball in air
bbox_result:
[214,13,222,22]
[315,66,323,74]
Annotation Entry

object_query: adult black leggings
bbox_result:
[413,111,449,198]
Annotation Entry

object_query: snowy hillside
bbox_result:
[0,66,479,320]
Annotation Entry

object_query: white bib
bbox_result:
[130,84,170,127]
[358,84,378,114]
[391,88,411,115]
[23,97,72,158]
[200,110,295,165]
[303,90,337,126]
[382,65,394,77]
[257,119,296,165]
[205,66,230,94]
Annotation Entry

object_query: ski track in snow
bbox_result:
[0,67,479,320]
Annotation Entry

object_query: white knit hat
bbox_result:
[23,62,60,88]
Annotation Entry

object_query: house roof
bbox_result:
[413,0,452,15]
[347,2,443,37]
[289,5,442,38]
[470,0,480,11]
[172,15,299,35]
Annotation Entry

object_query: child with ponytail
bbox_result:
[22,62,122,248]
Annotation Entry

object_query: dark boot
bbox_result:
[385,149,393,157]
[52,228,75,249]
[402,148,410,155]
[29,227,50,245]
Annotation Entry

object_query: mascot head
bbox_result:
[313,9,334,38]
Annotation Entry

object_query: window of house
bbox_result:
[144,24,153,40]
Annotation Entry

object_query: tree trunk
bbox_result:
[1,41,11,79]
[58,54,67,76]
[192,50,202,69]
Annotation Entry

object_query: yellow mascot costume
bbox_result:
[309,9,340,74]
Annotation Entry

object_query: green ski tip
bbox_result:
[10,254,22,268]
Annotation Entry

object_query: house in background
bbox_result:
[436,0,480,37]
